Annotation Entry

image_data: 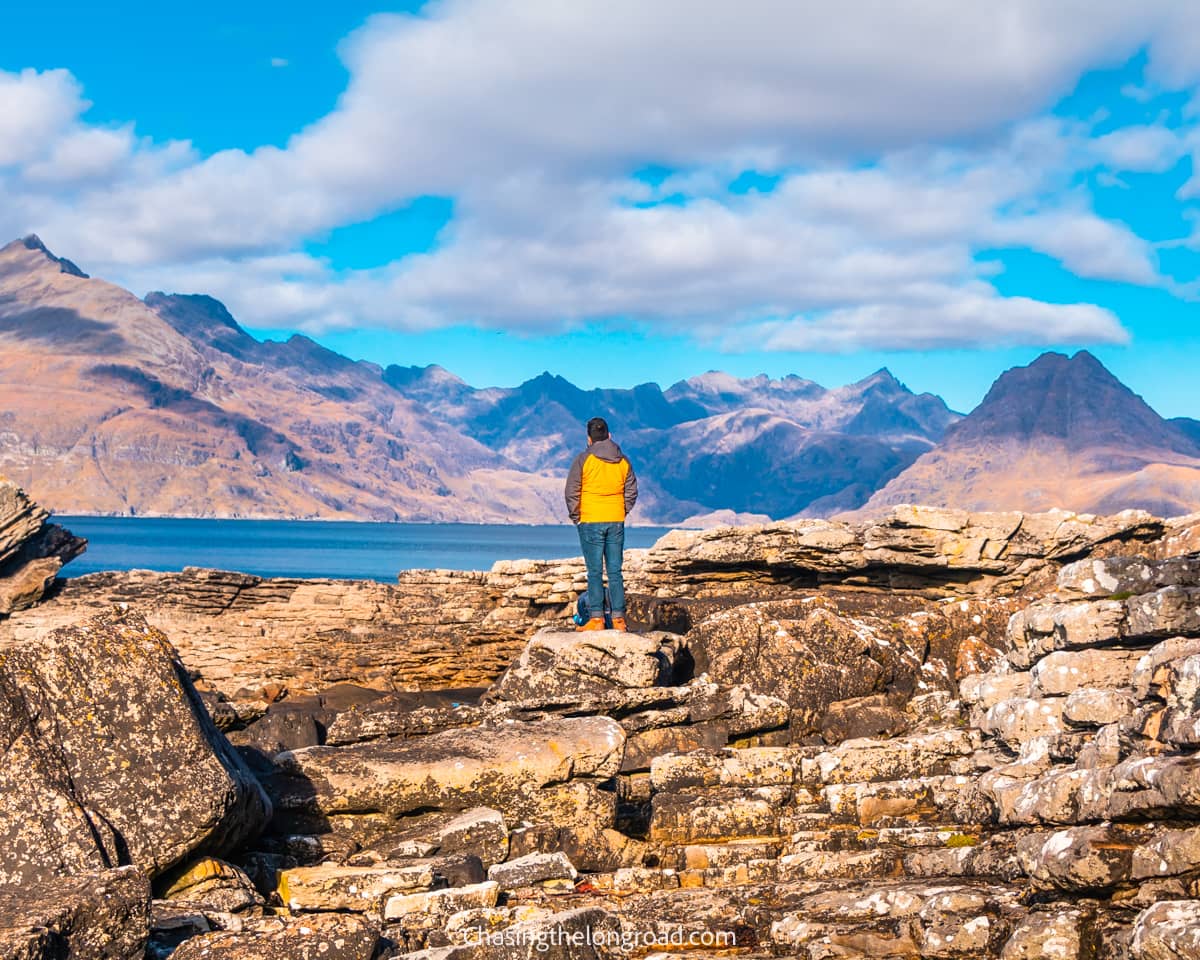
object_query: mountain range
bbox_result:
[1,235,1198,523]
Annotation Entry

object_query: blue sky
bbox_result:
[2,2,1199,417]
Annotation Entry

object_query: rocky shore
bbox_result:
[2,478,1200,958]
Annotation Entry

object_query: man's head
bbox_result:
[587,417,609,444]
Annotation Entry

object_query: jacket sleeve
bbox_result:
[623,458,638,515]
[565,453,585,523]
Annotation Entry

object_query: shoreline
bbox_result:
[53,512,696,530]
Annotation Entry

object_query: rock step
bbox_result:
[265,715,625,830]
[822,774,987,827]
[278,863,439,915]
[1007,587,1200,669]
[799,728,979,787]
[170,912,380,960]
[667,840,783,871]
[646,728,979,795]
[648,788,788,844]
[779,847,903,881]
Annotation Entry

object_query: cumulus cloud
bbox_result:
[108,132,1149,350]
[7,0,1200,351]
[989,207,1160,284]
[1092,124,1185,173]
[740,290,1128,353]
[0,69,88,167]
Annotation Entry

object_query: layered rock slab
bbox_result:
[0,478,85,616]
[265,715,624,827]
[682,597,934,738]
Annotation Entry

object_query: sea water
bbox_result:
[54,516,678,582]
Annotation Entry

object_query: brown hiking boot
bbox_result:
[576,617,606,632]
[611,616,627,632]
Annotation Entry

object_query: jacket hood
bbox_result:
[586,438,625,463]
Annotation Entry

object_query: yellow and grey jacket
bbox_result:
[565,438,638,524]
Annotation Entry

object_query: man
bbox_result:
[565,416,638,632]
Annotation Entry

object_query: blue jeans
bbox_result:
[577,522,625,618]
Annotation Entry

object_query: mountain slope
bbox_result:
[0,237,559,521]
[853,351,1200,517]
[1171,417,1200,448]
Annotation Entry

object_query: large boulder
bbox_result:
[682,598,927,738]
[0,481,47,560]
[487,629,679,702]
[0,667,116,886]
[1016,825,1137,892]
[0,866,150,960]
[1006,599,1128,669]
[0,608,271,880]
[345,806,511,868]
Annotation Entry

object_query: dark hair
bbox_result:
[587,417,609,441]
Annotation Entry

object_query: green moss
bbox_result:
[1107,591,1135,601]
[944,833,978,848]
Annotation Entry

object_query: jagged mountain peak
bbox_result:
[383,363,468,389]
[850,367,905,393]
[677,370,751,393]
[524,370,575,388]
[422,364,468,386]
[1,234,90,278]
[673,370,823,395]
[145,291,268,365]
[950,349,1193,453]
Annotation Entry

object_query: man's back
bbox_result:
[565,437,638,525]
[576,439,632,522]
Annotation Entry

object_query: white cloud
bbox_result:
[22,125,137,184]
[1092,124,1185,172]
[0,69,86,167]
[989,207,1160,284]
[739,290,1128,352]
[9,0,1200,351]
[1120,83,1156,104]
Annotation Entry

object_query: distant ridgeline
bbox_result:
[2,235,1199,522]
